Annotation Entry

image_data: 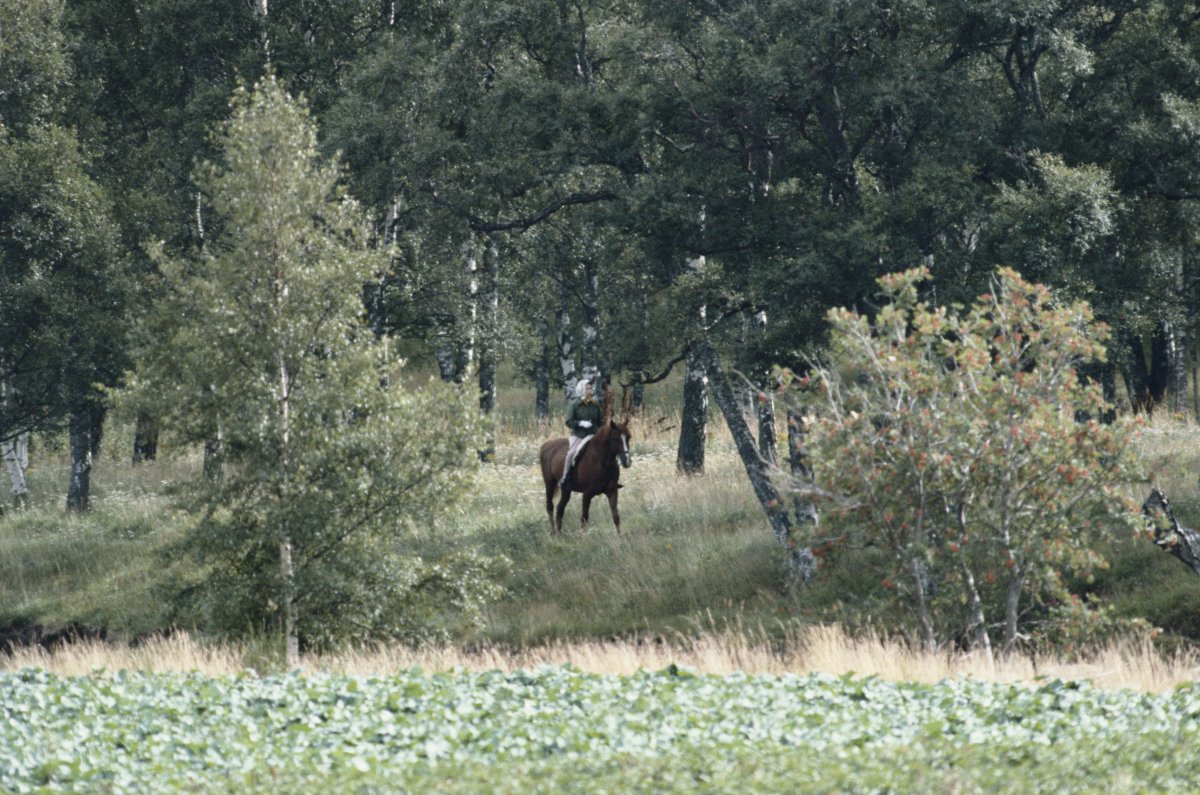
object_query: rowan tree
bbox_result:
[783,267,1143,656]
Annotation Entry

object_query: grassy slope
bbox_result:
[3,378,1200,653]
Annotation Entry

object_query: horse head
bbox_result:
[606,418,631,469]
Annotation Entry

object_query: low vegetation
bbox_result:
[5,664,1200,793]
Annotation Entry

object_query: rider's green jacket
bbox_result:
[565,397,603,439]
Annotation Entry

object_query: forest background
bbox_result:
[6,0,1200,667]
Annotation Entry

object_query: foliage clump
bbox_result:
[782,266,1143,655]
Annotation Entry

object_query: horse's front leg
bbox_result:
[555,489,572,534]
[607,489,620,534]
[580,492,594,532]
[545,479,558,535]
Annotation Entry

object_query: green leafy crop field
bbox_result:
[4,667,1199,793]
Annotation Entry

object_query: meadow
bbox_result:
[5,379,1200,792]
[5,377,1200,675]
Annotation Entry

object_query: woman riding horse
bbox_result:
[539,381,632,534]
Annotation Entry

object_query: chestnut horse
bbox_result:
[539,419,631,534]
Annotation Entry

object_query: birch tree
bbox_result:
[129,79,486,663]
[1,430,29,510]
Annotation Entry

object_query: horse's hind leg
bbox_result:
[555,489,572,534]
[581,493,594,532]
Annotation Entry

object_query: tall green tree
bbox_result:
[128,79,488,663]
[0,0,128,511]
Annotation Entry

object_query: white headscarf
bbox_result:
[575,378,592,399]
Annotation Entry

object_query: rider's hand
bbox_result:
[578,420,592,428]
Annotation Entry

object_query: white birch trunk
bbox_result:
[463,239,478,380]
[278,359,298,667]
[677,305,708,475]
[479,236,499,415]
[1168,320,1187,415]
[275,265,298,669]
[580,259,601,385]
[194,192,206,245]
[557,277,577,401]
[478,236,499,462]
[2,432,29,508]
[753,310,778,465]
[253,0,271,59]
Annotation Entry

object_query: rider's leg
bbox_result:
[559,437,582,487]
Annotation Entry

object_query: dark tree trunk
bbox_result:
[203,427,223,481]
[66,403,103,513]
[433,239,479,386]
[1194,326,1199,424]
[132,412,158,464]
[676,343,707,475]
[432,242,479,386]
[1077,360,1118,424]
[1100,361,1118,424]
[631,277,649,411]
[1118,330,1152,413]
[699,341,814,585]
[810,56,861,206]
[757,393,778,466]
[435,342,460,383]
[1149,323,1171,409]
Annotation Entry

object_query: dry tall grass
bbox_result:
[6,626,1198,693]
